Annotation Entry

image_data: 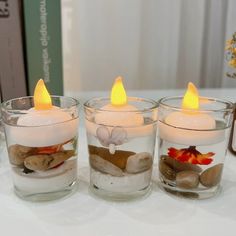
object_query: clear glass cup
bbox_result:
[1,96,79,201]
[0,114,6,163]
[84,97,158,200]
[158,96,234,199]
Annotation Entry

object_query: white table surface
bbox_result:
[0,89,236,236]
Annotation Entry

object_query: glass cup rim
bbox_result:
[1,95,80,128]
[158,95,235,113]
[84,96,158,113]
[1,95,80,109]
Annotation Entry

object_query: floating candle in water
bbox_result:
[159,83,224,146]
[9,79,78,147]
[95,76,144,127]
[18,79,71,127]
[165,82,216,130]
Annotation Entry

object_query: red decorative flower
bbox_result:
[168,146,214,165]
[37,145,61,154]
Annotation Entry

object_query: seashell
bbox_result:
[24,150,74,171]
[8,144,37,166]
[110,127,127,145]
[96,126,110,147]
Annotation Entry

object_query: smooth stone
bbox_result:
[200,163,223,187]
[164,187,199,199]
[88,145,135,169]
[161,155,202,173]
[126,152,153,174]
[90,154,124,177]
[8,144,37,166]
[159,159,176,181]
[176,171,199,189]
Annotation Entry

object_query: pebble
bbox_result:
[24,150,74,171]
[161,155,202,173]
[200,163,223,187]
[88,145,135,169]
[8,144,37,166]
[126,152,153,174]
[90,154,123,177]
[164,187,199,199]
[159,159,176,181]
[176,171,199,189]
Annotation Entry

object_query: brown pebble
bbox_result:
[88,145,135,169]
[161,155,202,173]
[176,171,199,189]
[8,144,37,166]
[164,187,199,199]
[159,159,176,181]
[200,163,223,187]
[24,150,75,171]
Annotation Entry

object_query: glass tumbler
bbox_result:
[1,96,79,201]
[158,96,234,199]
[84,97,158,200]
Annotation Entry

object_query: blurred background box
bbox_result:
[23,0,63,96]
[0,0,27,101]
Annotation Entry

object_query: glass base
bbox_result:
[14,180,77,202]
[158,181,221,199]
[89,183,151,201]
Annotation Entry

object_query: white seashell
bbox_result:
[110,127,127,145]
[96,126,110,147]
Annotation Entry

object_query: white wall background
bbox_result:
[61,0,236,92]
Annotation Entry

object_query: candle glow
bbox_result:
[34,79,52,110]
[161,82,219,146]
[111,77,127,106]
[10,79,78,147]
[93,76,144,131]
[182,82,199,110]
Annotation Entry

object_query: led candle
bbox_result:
[85,77,155,139]
[159,83,224,145]
[8,79,78,147]
[95,76,144,126]
[165,83,215,130]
